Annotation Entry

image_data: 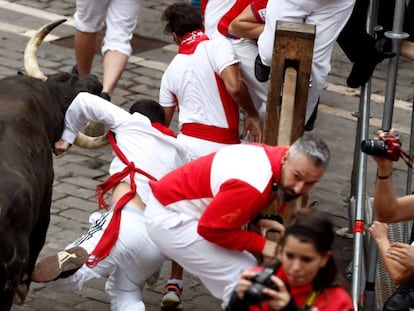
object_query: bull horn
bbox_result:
[74,132,109,149]
[24,19,67,81]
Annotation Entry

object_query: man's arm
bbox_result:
[370,221,414,284]
[198,179,275,257]
[61,92,130,144]
[228,3,264,39]
[220,64,262,142]
[372,130,414,222]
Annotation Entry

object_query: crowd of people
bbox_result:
[29,0,414,310]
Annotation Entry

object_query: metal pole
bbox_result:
[382,0,409,128]
[351,0,378,308]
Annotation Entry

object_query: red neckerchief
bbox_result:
[151,122,176,137]
[178,30,209,54]
[87,131,157,267]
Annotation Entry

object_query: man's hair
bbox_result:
[289,133,330,168]
[162,3,203,36]
[129,99,166,125]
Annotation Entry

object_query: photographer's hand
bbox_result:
[235,270,257,299]
[264,276,291,310]
[372,129,395,175]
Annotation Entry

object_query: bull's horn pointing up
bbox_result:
[24,19,67,81]
[74,132,109,149]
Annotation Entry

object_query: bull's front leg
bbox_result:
[15,189,52,305]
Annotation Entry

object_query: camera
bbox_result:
[244,267,278,305]
[360,135,401,161]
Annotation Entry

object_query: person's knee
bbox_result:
[106,287,145,311]
[74,12,105,33]
[101,39,132,57]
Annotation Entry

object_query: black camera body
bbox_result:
[361,135,401,161]
[244,267,278,305]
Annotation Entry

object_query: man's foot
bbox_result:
[32,246,88,282]
[160,281,183,310]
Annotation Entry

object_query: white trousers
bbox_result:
[74,0,141,56]
[231,38,268,125]
[144,195,258,308]
[48,206,165,311]
[177,133,236,160]
[257,0,355,121]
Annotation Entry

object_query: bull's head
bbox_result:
[24,19,109,149]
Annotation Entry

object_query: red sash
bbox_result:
[87,131,157,267]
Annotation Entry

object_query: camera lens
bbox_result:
[361,139,388,156]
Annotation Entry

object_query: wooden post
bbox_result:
[262,21,315,224]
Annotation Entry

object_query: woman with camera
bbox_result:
[225,209,353,311]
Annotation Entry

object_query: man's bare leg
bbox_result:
[74,30,98,75]
[102,50,128,96]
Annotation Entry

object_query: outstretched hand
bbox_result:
[54,139,71,156]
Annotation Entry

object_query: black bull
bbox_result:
[0,20,103,310]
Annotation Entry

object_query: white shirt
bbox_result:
[61,92,191,204]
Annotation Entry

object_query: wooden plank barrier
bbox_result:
[262,21,315,228]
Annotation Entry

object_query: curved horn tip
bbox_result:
[45,19,67,32]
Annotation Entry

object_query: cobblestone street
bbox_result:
[1,0,414,309]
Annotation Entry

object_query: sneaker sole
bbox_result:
[161,303,183,310]
[32,246,88,282]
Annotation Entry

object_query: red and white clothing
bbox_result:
[159,30,242,159]
[217,0,268,124]
[257,0,355,122]
[49,92,190,310]
[144,143,288,306]
[201,0,235,38]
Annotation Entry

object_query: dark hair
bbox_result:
[278,209,338,290]
[162,3,203,36]
[129,99,166,125]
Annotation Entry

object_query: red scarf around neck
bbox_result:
[178,30,209,54]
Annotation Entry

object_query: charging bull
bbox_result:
[0,19,109,310]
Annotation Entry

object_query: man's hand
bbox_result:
[369,221,389,242]
[257,219,285,238]
[242,115,262,142]
[387,242,414,270]
[372,129,396,173]
[54,139,71,156]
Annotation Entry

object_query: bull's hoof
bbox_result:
[13,283,29,305]
[83,121,105,137]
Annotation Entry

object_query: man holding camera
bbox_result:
[369,129,414,222]
[368,129,414,310]
[144,133,330,307]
